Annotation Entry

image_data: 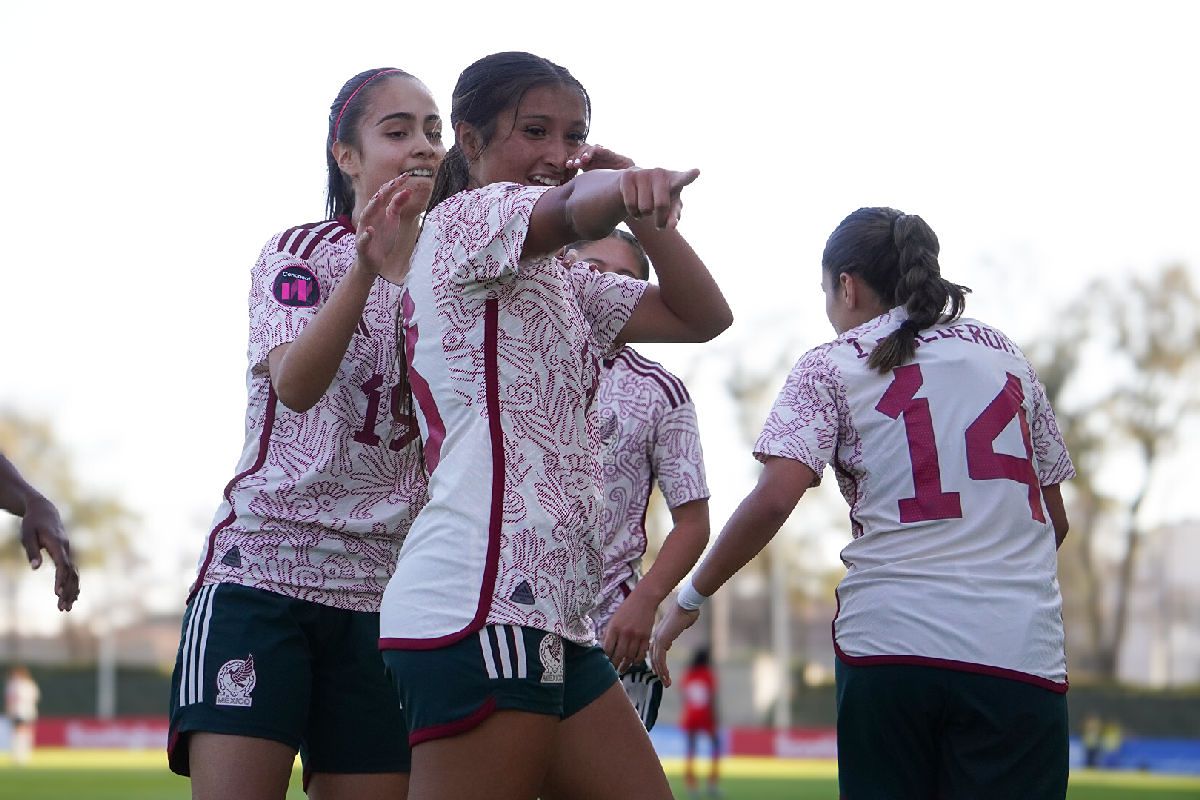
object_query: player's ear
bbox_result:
[333,140,360,180]
[839,271,857,308]
[457,121,484,162]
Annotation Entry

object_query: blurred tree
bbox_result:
[0,409,141,659]
[1029,264,1200,679]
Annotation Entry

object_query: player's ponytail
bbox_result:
[822,207,970,374]
[428,144,470,212]
[427,51,591,213]
[325,68,413,220]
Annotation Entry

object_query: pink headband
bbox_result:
[334,69,403,141]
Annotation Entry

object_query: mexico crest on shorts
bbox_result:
[215,654,257,707]
[539,635,564,684]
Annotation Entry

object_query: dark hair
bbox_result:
[568,229,650,280]
[325,68,414,220]
[822,207,970,373]
[429,52,591,211]
[690,647,710,669]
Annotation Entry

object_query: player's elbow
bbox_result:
[272,375,319,413]
[693,308,733,342]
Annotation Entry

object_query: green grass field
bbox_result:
[0,750,1198,799]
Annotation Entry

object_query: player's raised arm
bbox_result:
[269,175,420,412]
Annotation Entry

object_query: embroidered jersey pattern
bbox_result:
[380,183,646,648]
[190,218,426,612]
[591,347,709,636]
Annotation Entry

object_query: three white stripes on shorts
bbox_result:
[479,625,527,679]
[179,585,217,707]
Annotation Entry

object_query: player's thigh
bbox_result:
[939,672,1068,800]
[384,625,566,799]
[189,733,296,800]
[408,710,557,800]
[835,659,943,800]
[304,607,410,788]
[541,683,673,800]
[169,583,311,779]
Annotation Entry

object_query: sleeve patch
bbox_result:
[272,264,320,308]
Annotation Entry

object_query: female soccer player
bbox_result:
[652,207,1074,800]
[566,231,712,731]
[379,51,732,800]
[168,67,444,800]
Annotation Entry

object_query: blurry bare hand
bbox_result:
[22,495,79,612]
[602,591,657,674]
[649,601,701,687]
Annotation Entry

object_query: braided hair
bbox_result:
[822,207,971,373]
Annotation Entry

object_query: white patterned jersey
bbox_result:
[755,308,1074,690]
[379,183,646,648]
[189,218,427,612]
[591,347,710,637]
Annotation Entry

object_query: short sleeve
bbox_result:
[247,239,329,371]
[566,259,647,353]
[1025,359,1076,486]
[652,400,711,509]
[428,183,550,285]
[753,348,841,482]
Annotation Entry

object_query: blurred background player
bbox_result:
[167,67,443,800]
[0,453,79,612]
[653,207,1074,800]
[564,230,711,731]
[679,648,720,798]
[379,51,731,800]
[4,666,40,766]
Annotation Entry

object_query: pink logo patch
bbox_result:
[273,264,320,308]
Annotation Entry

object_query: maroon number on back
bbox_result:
[877,364,1044,523]
[875,364,963,522]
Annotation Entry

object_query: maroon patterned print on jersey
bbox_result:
[591,347,709,636]
[381,183,645,647]
[190,218,427,612]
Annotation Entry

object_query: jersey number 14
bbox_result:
[875,364,1044,524]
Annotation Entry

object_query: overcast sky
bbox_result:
[2,0,1198,630]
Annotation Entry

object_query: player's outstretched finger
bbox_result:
[673,168,701,190]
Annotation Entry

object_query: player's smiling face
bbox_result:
[464,83,588,190]
[341,76,445,219]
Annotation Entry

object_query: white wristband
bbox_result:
[677,575,709,612]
